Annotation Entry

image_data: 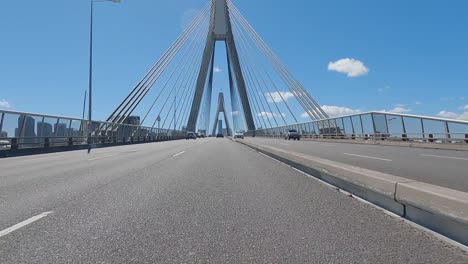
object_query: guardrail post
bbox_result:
[11,138,18,150]
[122,137,126,143]
[402,133,408,142]
[68,137,73,146]
[130,137,134,142]
[100,137,105,144]
[113,136,117,143]
[351,134,356,140]
[465,134,468,144]
[428,134,434,143]
[44,138,50,148]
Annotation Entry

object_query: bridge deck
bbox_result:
[0,138,466,263]
[245,137,468,192]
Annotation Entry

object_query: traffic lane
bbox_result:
[0,139,206,230]
[0,139,199,173]
[245,137,468,192]
[0,139,204,184]
[1,139,466,263]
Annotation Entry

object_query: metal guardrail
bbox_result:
[0,110,187,150]
[245,111,468,144]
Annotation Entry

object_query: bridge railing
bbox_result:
[245,112,468,144]
[0,110,186,151]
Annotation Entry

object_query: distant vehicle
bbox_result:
[233,131,244,139]
[197,132,205,138]
[186,132,197,140]
[285,129,300,140]
[0,140,11,150]
[216,133,224,138]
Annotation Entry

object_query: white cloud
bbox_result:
[0,99,10,108]
[415,101,422,105]
[322,105,361,117]
[459,104,468,110]
[213,66,222,73]
[266,91,294,103]
[379,104,411,114]
[257,112,285,119]
[328,58,369,77]
[437,111,461,119]
[437,110,468,120]
[300,112,310,118]
[459,112,468,120]
[387,107,411,113]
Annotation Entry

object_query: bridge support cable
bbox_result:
[228,2,328,121]
[231,41,270,130]
[227,41,266,130]
[106,2,212,126]
[225,30,256,132]
[166,42,207,132]
[175,51,207,131]
[231,19,289,126]
[228,4,325,120]
[115,5,212,127]
[150,28,208,132]
[139,14,210,128]
[177,49,207,131]
[237,52,274,129]
[226,43,245,132]
[231,31,279,128]
[228,4,321,121]
[230,18,298,124]
[233,5,328,121]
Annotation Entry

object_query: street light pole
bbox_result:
[88,0,94,144]
[87,0,120,145]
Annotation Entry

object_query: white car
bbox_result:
[0,140,11,150]
[234,131,244,139]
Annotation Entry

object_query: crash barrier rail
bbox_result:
[245,112,468,144]
[0,110,186,150]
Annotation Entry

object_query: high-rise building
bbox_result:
[55,123,68,137]
[125,116,140,126]
[37,122,53,138]
[16,115,36,144]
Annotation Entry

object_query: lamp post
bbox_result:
[88,0,120,144]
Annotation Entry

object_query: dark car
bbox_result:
[197,132,205,138]
[186,132,197,140]
[216,133,224,138]
[285,129,300,140]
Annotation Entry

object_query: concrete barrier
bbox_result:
[238,139,468,246]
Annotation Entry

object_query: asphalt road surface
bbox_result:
[1,138,467,263]
[244,137,468,192]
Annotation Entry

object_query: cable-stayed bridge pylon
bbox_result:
[105,0,328,134]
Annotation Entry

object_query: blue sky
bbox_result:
[1,0,467,127]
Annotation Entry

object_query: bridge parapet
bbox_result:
[246,111,468,145]
[0,110,186,152]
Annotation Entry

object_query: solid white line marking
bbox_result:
[88,154,119,161]
[172,151,186,157]
[279,142,290,146]
[420,154,468,161]
[343,153,392,162]
[0,211,53,238]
